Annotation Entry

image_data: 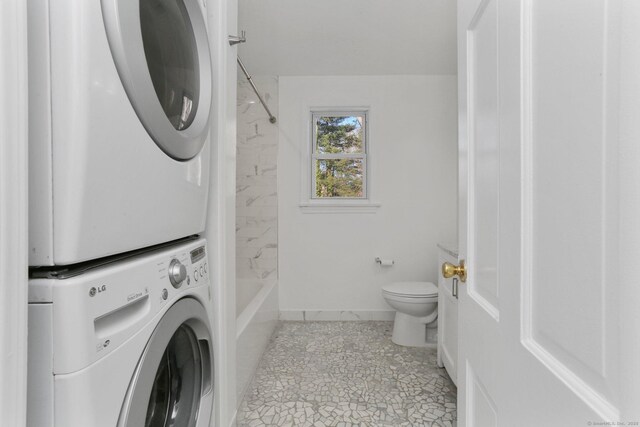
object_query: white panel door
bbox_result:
[456,0,640,425]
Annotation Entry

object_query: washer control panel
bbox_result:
[156,243,209,311]
[168,259,188,288]
[192,258,208,284]
[190,245,208,284]
[29,238,210,376]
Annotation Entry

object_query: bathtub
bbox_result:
[235,278,279,404]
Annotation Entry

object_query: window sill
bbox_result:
[299,201,381,214]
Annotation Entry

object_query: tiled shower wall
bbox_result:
[236,76,279,287]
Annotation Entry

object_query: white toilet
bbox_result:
[382,281,438,347]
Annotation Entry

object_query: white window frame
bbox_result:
[300,108,380,213]
[311,111,368,200]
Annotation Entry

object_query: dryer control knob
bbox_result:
[168,259,187,288]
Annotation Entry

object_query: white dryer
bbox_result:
[28,238,214,427]
[28,0,213,266]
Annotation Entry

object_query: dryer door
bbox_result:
[101,0,212,161]
[119,298,213,427]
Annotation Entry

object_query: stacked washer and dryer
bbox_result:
[27,0,215,426]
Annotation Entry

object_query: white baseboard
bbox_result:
[279,310,395,321]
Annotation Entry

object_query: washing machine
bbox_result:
[28,0,213,266]
[27,238,214,427]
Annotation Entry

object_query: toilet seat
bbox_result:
[382,281,438,298]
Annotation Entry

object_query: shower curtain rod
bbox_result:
[237,57,277,124]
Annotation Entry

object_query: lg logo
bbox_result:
[89,285,107,297]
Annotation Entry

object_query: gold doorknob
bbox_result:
[442,260,467,282]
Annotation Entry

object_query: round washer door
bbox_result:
[118,298,213,427]
[101,0,212,160]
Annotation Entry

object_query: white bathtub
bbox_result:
[235,278,279,404]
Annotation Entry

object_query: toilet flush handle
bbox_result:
[442,260,467,283]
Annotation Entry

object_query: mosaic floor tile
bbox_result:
[238,322,457,427]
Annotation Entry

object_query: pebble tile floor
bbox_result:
[237,321,457,427]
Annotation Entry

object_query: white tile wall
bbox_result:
[236,76,279,283]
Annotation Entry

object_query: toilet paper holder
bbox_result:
[375,257,395,266]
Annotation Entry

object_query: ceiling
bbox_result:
[237,0,457,76]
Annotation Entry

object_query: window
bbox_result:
[312,112,367,199]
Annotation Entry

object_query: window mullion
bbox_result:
[314,153,365,160]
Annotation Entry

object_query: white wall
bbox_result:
[238,0,456,76]
[0,0,29,423]
[278,75,458,316]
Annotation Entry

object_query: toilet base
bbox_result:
[391,312,436,348]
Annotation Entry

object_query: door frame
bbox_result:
[205,0,238,425]
[0,0,29,424]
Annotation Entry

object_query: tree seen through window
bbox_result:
[313,114,366,198]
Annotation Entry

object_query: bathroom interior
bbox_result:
[230,0,640,426]
[2,0,640,426]
[233,0,457,425]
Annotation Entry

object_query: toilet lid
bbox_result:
[382,281,438,297]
